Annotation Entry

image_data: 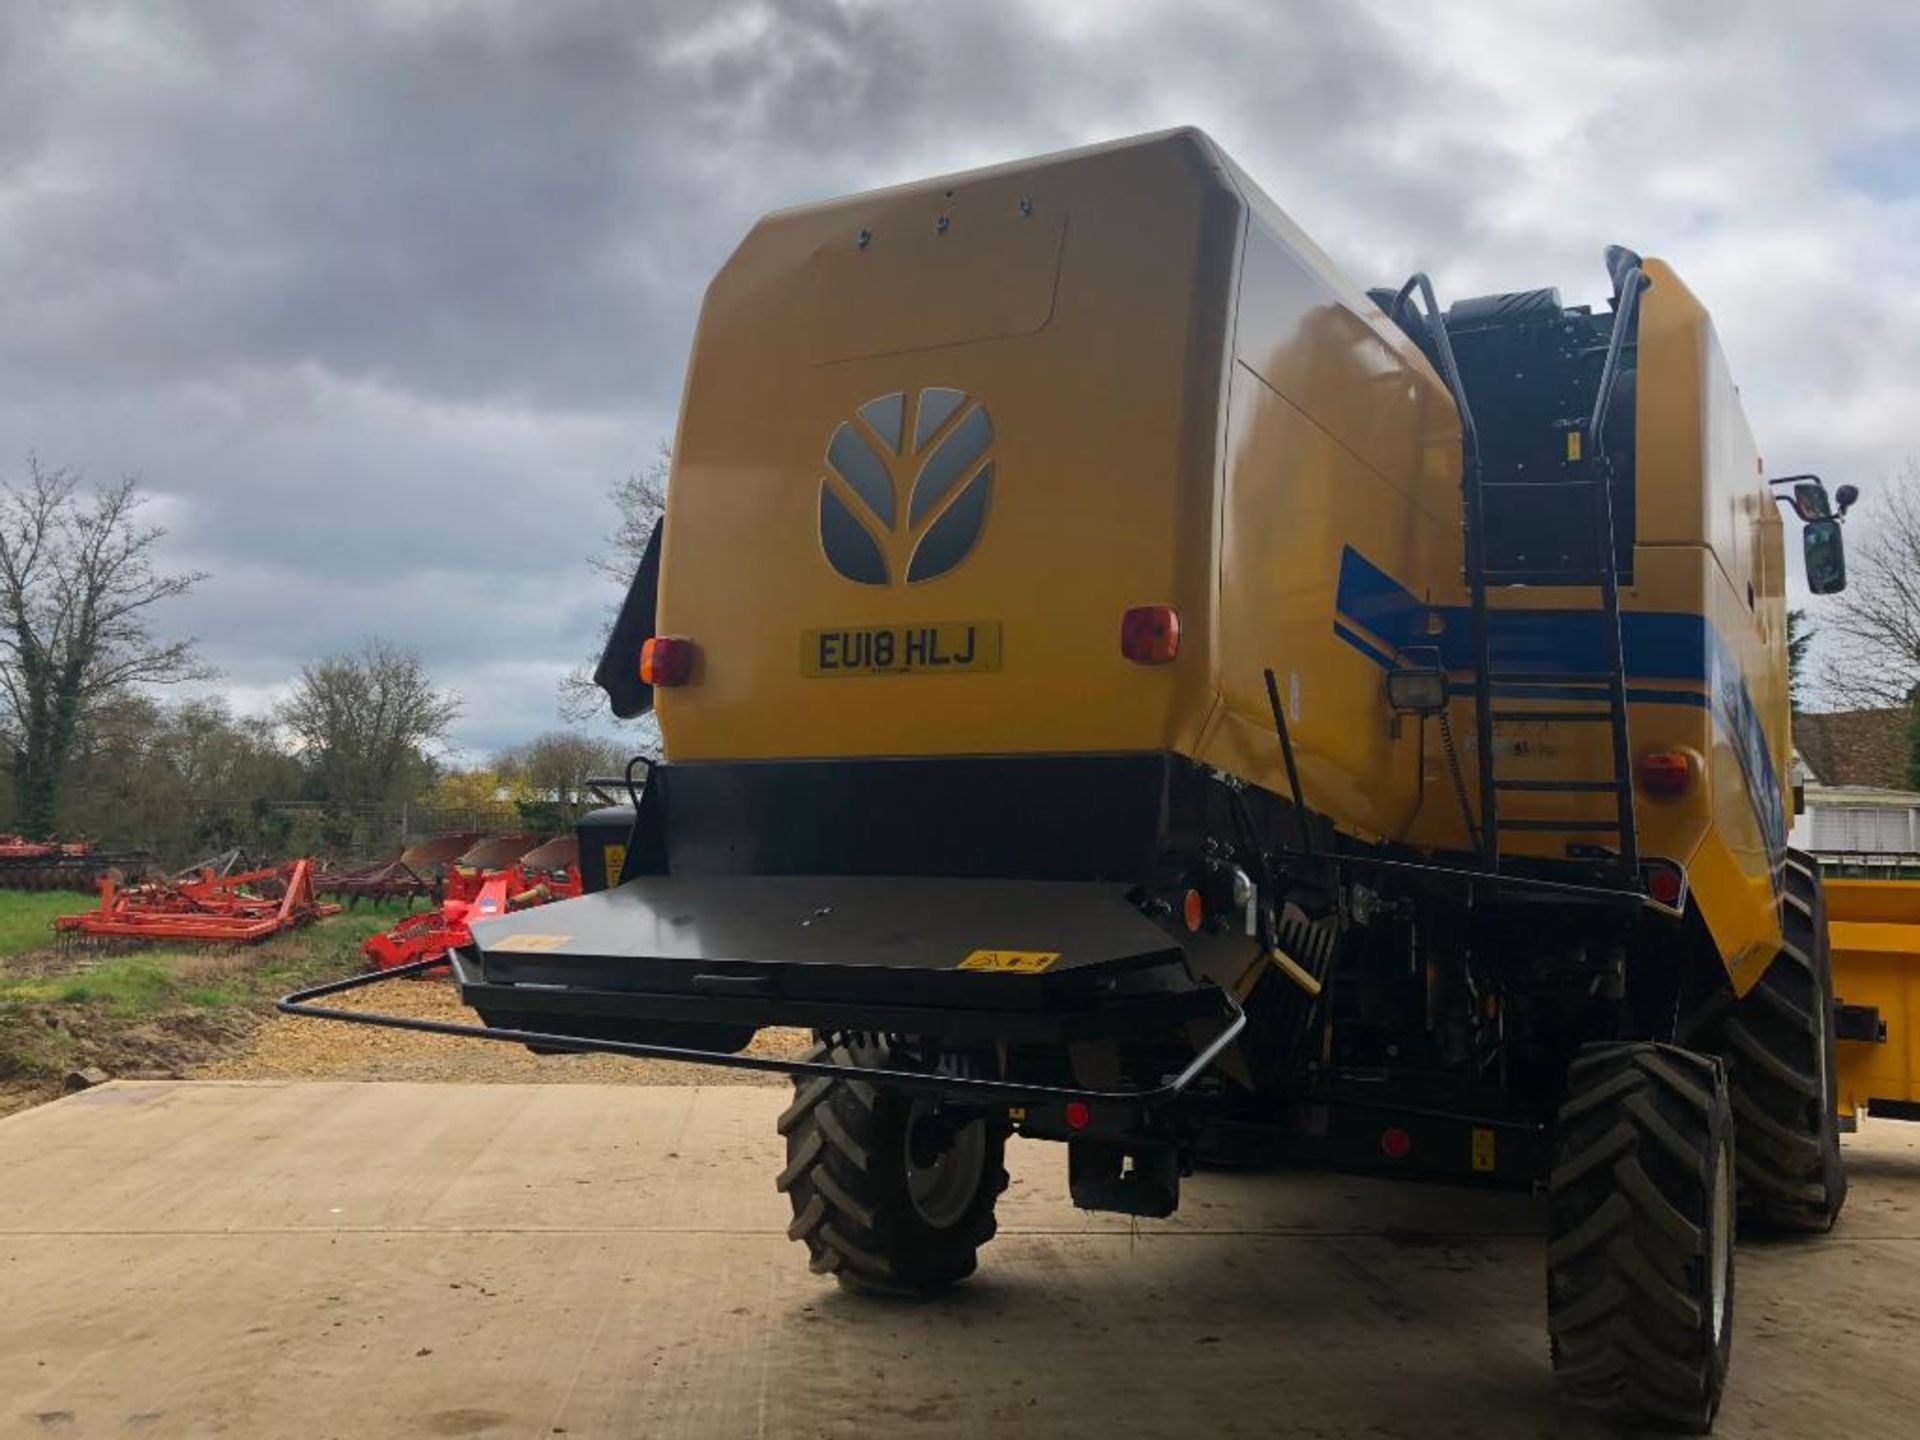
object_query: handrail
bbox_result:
[278,959,1248,1110]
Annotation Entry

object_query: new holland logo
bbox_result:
[818,388,993,585]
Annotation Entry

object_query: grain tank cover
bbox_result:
[649,128,1459,820]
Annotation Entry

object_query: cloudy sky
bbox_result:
[3,0,1916,756]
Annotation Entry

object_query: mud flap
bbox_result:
[1068,1137,1181,1217]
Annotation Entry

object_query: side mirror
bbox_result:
[1793,480,1832,520]
[1804,517,1847,595]
[1835,483,1859,515]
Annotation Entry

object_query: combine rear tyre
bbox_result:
[1547,1042,1735,1433]
[777,1035,1008,1296]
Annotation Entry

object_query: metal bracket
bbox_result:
[278,959,1248,1110]
[1836,1003,1886,1044]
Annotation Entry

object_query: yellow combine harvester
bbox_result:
[288,131,1876,1429]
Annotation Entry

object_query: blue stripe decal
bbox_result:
[1334,546,1710,679]
[1332,546,1786,864]
[1333,621,1395,670]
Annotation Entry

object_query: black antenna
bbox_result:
[1262,668,1314,859]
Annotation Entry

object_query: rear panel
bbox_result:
[656,131,1241,763]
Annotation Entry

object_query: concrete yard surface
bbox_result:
[4,1084,1920,1439]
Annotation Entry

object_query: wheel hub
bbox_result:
[905,1100,987,1230]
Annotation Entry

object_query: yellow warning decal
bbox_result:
[1471,1126,1497,1173]
[602,842,627,891]
[957,949,1060,973]
[492,933,571,953]
[1565,429,1583,462]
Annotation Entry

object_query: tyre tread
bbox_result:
[777,1034,1007,1298]
[1547,1042,1732,1433]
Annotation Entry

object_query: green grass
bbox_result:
[37,957,226,1015]
[0,888,99,959]
[0,893,426,1016]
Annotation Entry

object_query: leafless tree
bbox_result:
[276,640,461,806]
[1819,458,1920,710]
[496,730,631,806]
[559,446,668,749]
[0,455,210,835]
[591,447,669,584]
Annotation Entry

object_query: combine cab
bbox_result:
[287,130,1870,1431]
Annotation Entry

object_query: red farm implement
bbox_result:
[318,832,484,907]
[55,859,340,946]
[361,834,582,975]
[0,835,153,891]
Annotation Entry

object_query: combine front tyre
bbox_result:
[1710,851,1847,1231]
[1547,1043,1735,1433]
[777,1035,1008,1297]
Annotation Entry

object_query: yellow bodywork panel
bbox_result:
[1828,880,1920,1120]
[656,128,1794,983]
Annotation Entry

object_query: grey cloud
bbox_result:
[2,0,1915,753]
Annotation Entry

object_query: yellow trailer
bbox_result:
[1830,878,1920,1119]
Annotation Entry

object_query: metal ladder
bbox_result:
[1394,270,1648,885]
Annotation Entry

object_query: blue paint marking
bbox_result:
[1333,621,1394,670]
[1332,546,1786,864]
[1333,546,1709,678]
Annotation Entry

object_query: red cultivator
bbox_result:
[361,834,582,975]
[55,859,340,946]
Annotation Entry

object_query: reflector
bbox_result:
[1638,750,1694,800]
[640,636,695,687]
[1120,605,1180,664]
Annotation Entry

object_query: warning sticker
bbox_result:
[491,933,571,953]
[1471,1127,1497,1173]
[957,950,1060,973]
[602,842,627,891]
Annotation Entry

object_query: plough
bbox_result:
[318,832,484,907]
[361,834,581,975]
[55,858,340,945]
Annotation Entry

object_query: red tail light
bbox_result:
[1638,750,1695,800]
[639,636,695,687]
[1181,887,1205,933]
[1121,605,1180,664]
[1645,862,1685,908]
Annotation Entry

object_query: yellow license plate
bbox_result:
[802,621,1001,677]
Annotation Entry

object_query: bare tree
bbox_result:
[496,730,631,806]
[559,446,668,747]
[591,447,669,584]
[276,640,461,806]
[1819,459,1920,710]
[0,456,210,835]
